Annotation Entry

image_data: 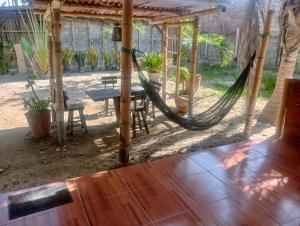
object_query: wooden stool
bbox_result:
[131,95,149,138]
[66,103,88,134]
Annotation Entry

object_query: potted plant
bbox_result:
[62,47,73,72]
[111,48,121,71]
[86,46,100,71]
[140,52,163,83]
[24,79,51,138]
[185,74,202,93]
[175,67,190,114]
[74,51,86,72]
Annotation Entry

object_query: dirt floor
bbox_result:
[0,71,275,193]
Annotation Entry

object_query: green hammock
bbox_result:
[131,50,256,131]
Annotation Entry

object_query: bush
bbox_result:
[62,47,73,72]
[86,46,100,70]
[0,59,8,75]
[111,48,120,70]
[74,51,85,71]
[261,72,276,98]
[140,52,163,73]
[103,51,112,70]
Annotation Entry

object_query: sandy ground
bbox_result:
[0,71,275,192]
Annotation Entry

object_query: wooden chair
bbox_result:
[63,90,88,134]
[101,76,119,115]
[131,94,149,138]
[146,80,162,118]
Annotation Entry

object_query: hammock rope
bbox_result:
[129,49,256,131]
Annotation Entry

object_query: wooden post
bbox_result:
[243,10,274,138]
[119,0,133,163]
[175,26,182,97]
[275,78,291,137]
[52,3,66,144]
[188,17,200,118]
[47,21,56,123]
[162,23,168,101]
[234,28,240,59]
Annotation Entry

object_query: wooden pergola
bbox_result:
[33,0,272,164]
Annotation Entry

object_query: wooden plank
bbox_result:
[14,43,27,74]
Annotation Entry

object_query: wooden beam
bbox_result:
[175,26,182,97]
[166,21,193,27]
[60,12,150,21]
[119,0,133,164]
[52,2,66,144]
[275,78,291,138]
[243,10,274,138]
[188,17,200,118]
[151,6,225,25]
[61,2,179,17]
[162,23,168,101]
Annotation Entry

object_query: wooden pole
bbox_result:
[52,3,66,144]
[46,21,56,123]
[234,28,240,59]
[275,78,291,137]
[175,26,182,97]
[243,10,274,138]
[119,0,133,163]
[188,17,200,118]
[162,23,168,101]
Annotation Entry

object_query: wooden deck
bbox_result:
[0,137,300,226]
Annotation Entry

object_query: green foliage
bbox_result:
[87,46,100,70]
[24,96,49,114]
[62,47,73,71]
[24,79,49,114]
[111,48,120,70]
[179,67,190,81]
[103,51,112,70]
[133,21,145,36]
[140,52,163,73]
[260,72,276,98]
[19,9,48,77]
[182,26,234,67]
[102,49,120,71]
[0,59,9,75]
[74,51,86,71]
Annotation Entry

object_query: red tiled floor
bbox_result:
[116,162,170,190]
[82,192,150,226]
[132,181,196,221]
[149,155,206,180]
[75,170,129,202]
[1,138,300,226]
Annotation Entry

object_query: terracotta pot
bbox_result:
[25,110,51,138]
[185,74,202,92]
[148,72,161,83]
[175,95,189,114]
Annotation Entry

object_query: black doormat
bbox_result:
[8,183,73,220]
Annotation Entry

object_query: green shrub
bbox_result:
[111,48,120,70]
[62,47,73,72]
[103,51,112,70]
[87,46,100,70]
[74,51,85,71]
[0,59,8,75]
[140,52,163,73]
[260,72,276,98]
[24,79,49,114]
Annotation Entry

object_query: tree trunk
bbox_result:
[261,49,298,123]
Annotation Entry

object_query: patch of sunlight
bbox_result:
[223,151,247,170]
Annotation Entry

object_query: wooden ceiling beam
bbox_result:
[61,2,179,16]
[60,12,151,21]
[150,5,226,25]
